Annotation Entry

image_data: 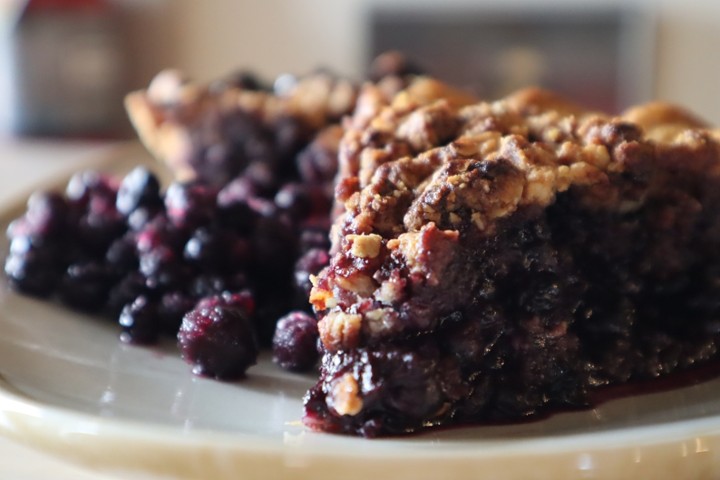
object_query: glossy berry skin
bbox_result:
[24,191,70,239]
[183,227,251,274]
[65,170,118,209]
[194,290,255,317]
[178,306,259,380]
[274,183,331,220]
[119,295,160,345]
[106,272,148,317]
[116,166,162,216]
[274,183,313,218]
[59,262,115,312]
[294,248,330,297]
[272,311,319,372]
[216,177,258,232]
[158,291,196,335]
[189,273,249,299]
[164,182,217,232]
[105,234,139,275]
[4,248,61,296]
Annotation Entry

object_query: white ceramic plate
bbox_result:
[2,149,720,480]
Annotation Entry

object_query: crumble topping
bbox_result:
[311,81,720,353]
[328,373,363,416]
[348,233,383,259]
[318,310,362,350]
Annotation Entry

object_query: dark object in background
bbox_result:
[370,7,655,112]
[1,0,128,137]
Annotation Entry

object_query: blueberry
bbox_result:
[24,191,70,239]
[243,161,277,195]
[158,291,196,335]
[294,248,330,297]
[4,248,61,296]
[77,210,126,256]
[127,205,163,231]
[59,261,115,312]
[272,311,319,372]
[216,178,258,232]
[274,116,312,161]
[105,234,139,275]
[194,290,255,317]
[250,215,297,278]
[274,183,313,218]
[183,227,250,273]
[296,127,341,184]
[135,216,186,254]
[106,272,148,317]
[178,305,259,380]
[119,295,160,345]
[189,273,250,299]
[65,170,118,209]
[165,182,217,231]
[116,166,162,216]
[139,245,190,290]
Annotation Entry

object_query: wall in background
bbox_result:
[134,0,720,122]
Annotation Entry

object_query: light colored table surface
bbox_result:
[0,138,141,480]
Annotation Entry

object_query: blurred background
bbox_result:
[1,0,719,137]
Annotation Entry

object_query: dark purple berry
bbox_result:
[243,161,277,195]
[178,305,259,380]
[158,291,196,335]
[139,245,189,290]
[164,182,217,231]
[296,127,341,184]
[116,166,162,216]
[274,183,313,218]
[105,234,138,274]
[59,262,114,311]
[65,170,118,209]
[183,228,250,273]
[216,178,258,232]
[274,116,312,161]
[4,249,61,296]
[247,196,278,218]
[183,227,225,271]
[24,191,70,238]
[194,290,255,317]
[217,176,257,204]
[119,295,160,345]
[276,183,332,221]
[294,248,330,296]
[127,205,163,231]
[77,209,126,255]
[189,273,249,298]
[272,311,319,372]
[106,272,148,317]
[250,216,296,278]
[135,216,186,254]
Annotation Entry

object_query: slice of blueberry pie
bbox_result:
[306,84,720,437]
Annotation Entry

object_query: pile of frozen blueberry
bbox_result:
[4,161,330,379]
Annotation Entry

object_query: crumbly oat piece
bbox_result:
[305,80,720,437]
